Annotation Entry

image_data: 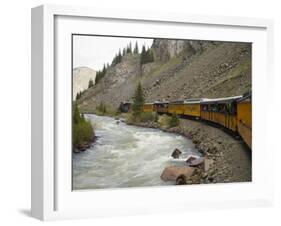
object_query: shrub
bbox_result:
[95,102,107,115]
[95,102,119,117]
[73,103,94,147]
[158,114,179,128]
[140,112,158,123]
[169,113,180,128]
[158,114,171,128]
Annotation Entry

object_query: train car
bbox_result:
[143,103,155,113]
[200,95,242,132]
[183,98,201,118]
[237,93,252,149]
[154,101,169,114]
[119,102,131,113]
[168,100,185,115]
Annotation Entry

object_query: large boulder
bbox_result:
[171,148,182,159]
[161,166,195,181]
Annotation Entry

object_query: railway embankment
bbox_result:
[124,116,252,184]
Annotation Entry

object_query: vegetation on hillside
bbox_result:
[95,64,107,84]
[73,103,94,148]
[88,78,94,88]
[75,91,82,100]
[140,45,154,65]
[94,101,119,117]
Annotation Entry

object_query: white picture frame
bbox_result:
[31,4,274,221]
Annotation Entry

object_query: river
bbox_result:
[72,114,200,190]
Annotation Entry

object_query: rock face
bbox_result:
[77,39,251,112]
[152,39,210,63]
[160,166,195,181]
[73,67,96,99]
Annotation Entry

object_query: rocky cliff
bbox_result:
[77,39,251,112]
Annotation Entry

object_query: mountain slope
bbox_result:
[73,67,96,99]
[77,39,251,112]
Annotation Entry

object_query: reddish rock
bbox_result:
[161,166,195,181]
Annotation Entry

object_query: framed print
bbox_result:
[31,4,274,221]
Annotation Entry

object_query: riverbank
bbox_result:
[123,114,252,184]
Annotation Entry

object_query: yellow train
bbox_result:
[237,95,252,148]
[119,92,252,149]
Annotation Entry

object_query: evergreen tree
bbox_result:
[147,48,154,62]
[73,103,82,124]
[140,45,154,65]
[73,103,94,147]
[88,79,94,88]
[118,49,122,61]
[102,64,106,75]
[140,45,146,65]
[126,42,132,54]
[133,41,139,54]
[76,91,82,100]
[132,82,145,117]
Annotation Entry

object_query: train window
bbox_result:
[212,104,218,112]
[218,104,225,113]
[202,105,208,111]
[231,102,237,115]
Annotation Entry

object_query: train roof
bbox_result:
[200,95,243,104]
[184,98,202,104]
[154,101,169,104]
[169,100,184,104]
[120,101,131,105]
[237,91,252,102]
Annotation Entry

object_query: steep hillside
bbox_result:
[77,39,251,112]
[73,67,96,99]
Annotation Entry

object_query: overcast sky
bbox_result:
[73,35,154,71]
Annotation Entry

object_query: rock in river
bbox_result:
[171,148,182,159]
[186,156,205,167]
[185,155,198,164]
[161,166,195,181]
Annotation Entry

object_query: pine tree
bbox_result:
[132,82,145,117]
[126,42,132,54]
[140,45,146,65]
[140,45,154,65]
[88,79,94,88]
[73,103,81,124]
[133,41,139,54]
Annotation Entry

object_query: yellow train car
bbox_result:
[168,101,185,115]
[237,94,252,149]
[154,101,169,114]
[183,99,201,118]
[200,96,242,132]
[143,103,154,113]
